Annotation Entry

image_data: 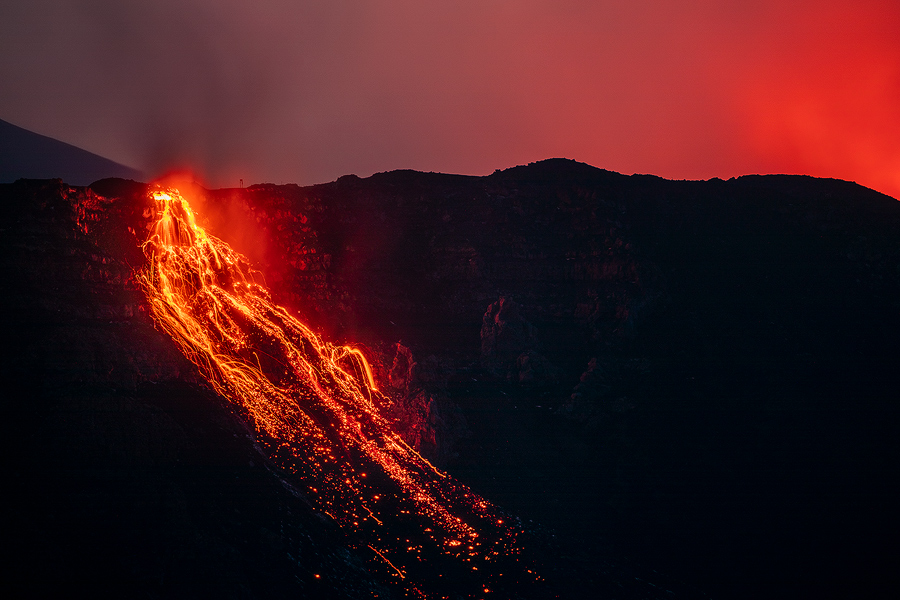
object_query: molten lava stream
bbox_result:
[139,188,543,597]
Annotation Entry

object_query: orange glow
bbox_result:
[139,187,530,591]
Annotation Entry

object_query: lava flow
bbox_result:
[139,188,541,597]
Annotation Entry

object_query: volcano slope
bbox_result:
[2,159,899,598]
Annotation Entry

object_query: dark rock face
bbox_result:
[0,179,393,598]
[480,296,557,384]
[3,160,900,599]
[385,342,468,466]
[480,297,537,369]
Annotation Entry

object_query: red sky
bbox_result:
[1,1,897,198]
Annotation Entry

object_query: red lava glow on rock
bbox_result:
[139,187,538,596]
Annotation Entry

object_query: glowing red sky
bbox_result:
[1,1,897,198]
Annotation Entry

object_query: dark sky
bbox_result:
[1,1,897,198]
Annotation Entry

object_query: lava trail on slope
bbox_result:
[139,188,546,598]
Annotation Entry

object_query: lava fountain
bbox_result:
[138,188,541,597]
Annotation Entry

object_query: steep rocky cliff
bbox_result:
[0,179,394,598]
[3,160,899,598]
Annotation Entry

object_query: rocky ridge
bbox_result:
[3,160,900,598]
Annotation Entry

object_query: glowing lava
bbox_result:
[139,188,536,596]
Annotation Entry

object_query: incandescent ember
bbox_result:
[139,187,544,597]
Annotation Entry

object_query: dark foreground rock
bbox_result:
[0,179,393,598]
[3,160,899,598]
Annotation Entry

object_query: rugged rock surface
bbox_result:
[0,179,393,598]
[3,159,900,598]
[479,296,558,384]
[384,342,468,467]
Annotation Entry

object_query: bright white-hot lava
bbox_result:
[139,188,537,596]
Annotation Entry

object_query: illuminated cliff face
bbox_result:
[138,188,538,596]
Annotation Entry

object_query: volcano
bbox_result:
[0,118,144,185]
[2,160,899,598]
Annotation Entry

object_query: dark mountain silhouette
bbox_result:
[2,160,898,598]
[0,118,144,185]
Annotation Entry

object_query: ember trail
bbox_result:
[139,188,540,596]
